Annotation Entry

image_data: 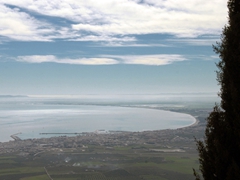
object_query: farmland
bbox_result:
[0,145,199,180]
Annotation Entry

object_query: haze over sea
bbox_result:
[0,94,218,142]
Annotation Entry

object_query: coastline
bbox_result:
[179,118,199,129]
[120,104,199,130]
[3,105,199,143]
[176,115,199,129]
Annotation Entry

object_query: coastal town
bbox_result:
[0,110,206,155]
[0,107,209,180]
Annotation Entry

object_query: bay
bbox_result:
[0,96,195,142]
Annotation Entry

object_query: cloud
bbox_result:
[16,54,187,66]
[186,55,220,61]
[166,38,220,46]
[108,54,187,65]
[71,0,227,37]
[0,0,227,41]
[16,55,119,65]
[129,55,185,65]
[100,42,169,47]
[0,4,57,41]
[68,35,136,42]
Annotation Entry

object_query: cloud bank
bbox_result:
[0,0,227,42]
[17,55,119,65]
[16,54,186,66]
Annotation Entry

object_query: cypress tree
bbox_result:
[194,0,240,179]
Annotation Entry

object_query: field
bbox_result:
[0,144,199,180]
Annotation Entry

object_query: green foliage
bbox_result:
[195,0,240,179]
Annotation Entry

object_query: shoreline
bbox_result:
[178,118,199,130]
[4,105,199,143]
[118,104,199,130]
[8,119,198,142]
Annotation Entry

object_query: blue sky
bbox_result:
[0,0,227,95]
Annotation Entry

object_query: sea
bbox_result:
[0,95,202,142]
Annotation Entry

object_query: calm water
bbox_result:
[0,96,196,142]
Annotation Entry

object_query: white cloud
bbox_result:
[17,55,119,65]
[186,55,220,61]
[0,0,227,41]
[210,55,220,59]
[16,54,186,66]
[103,54,187,65]
[0,4,57,41]
[167,38,220,46]
[68,35,136,42]
[101,42,169,47]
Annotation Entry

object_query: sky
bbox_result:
[0,0,228,96]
